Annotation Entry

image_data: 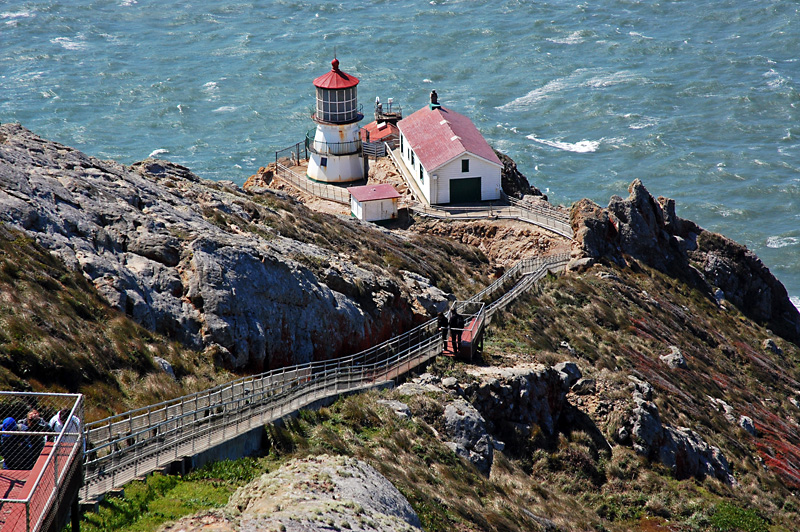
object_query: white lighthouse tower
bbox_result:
[306,58,365,183]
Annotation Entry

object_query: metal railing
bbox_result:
[274,163,351,205]
[275,141,308,167]
[0,392,84,532]
[411,202,573,239]
[305,130,362,157]
[80,253,569,502]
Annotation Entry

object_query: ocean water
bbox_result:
[2,0,799,305]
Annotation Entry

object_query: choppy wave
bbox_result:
[586,70,642,88]
[2,11,34,25]
[50,36,87,51]
[212,106,237,113]
[527,135,600,153]
[148,149,169,158]
[498,76,576,110]
[766,236,799,248]
[499,69,643,110]
[547,31,585,45]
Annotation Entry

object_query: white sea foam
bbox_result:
[586,70,640,88]
[148,148,169,158]
[547,31,584,45]
[628,116,658,130]
[423,78,432,83]
[498,77,572,110]
[766,236,799,249]
[2,11,34,21]
[527,135,600,153]
[51,36,87,51]
[120,0,137,5]
[212,106,237,113]
[792,297,800,313]
[499,69,641,110]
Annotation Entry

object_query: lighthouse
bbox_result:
[306,58,365,183]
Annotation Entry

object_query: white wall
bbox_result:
[352,198,398,222]
[432,155,502,204]
[308,122,364,183]
[399,133,432,203]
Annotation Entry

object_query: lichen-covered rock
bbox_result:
[443,399,496,474]
[659,346,688,369]
[161,455,422,532]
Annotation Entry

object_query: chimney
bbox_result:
[429,90,442,110]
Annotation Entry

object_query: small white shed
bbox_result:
[348,183,401,222]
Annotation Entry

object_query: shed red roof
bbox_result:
[313,58,360,89]
[348,183,401,202]
[397,105,502,171]
[360,121,399,142]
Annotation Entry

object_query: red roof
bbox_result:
[348,183,401,202]
[313,58,360,89]
[360,121,399,142]
[397,105,502,171]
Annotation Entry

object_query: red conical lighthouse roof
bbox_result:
[313,58,360,89]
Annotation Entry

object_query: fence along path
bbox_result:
[274,163,350,205]
[81,252,569,503]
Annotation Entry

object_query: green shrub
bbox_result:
[709,502,768,532]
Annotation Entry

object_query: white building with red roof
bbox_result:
[348,183,401,222]
[397,93,502,205]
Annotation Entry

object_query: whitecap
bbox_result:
[527,135,600,153]
[629,31,653,40]
[766,236,799,249]
[547,31,584,45]
[212,105,237,113]
[423,78,432,83]
[498,78,571,110]
[2,11,34,20]
[586,70,640,88]
[51,36,87,51]
[792,296,800,313]
[119,0,137,5]
[148,148,169,158]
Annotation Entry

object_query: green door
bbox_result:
[449,177,481,204]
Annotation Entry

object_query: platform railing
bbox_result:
[81,253,570,502]
[273,163,351,205]
[0,392,84,532]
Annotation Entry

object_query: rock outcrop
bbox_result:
[162,455,423,532]
[569,179,800,342]
[397,363,579,475]
[0,124,450,370]
[610,378,735,484]
[496,150,546,200]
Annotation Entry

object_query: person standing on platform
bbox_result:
[449,308,464,355]
[437,311,449,351]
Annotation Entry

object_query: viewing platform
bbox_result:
[0,393,84,532]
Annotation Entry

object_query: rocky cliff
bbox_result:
[0,124,484,371]
[569,179,800,343]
